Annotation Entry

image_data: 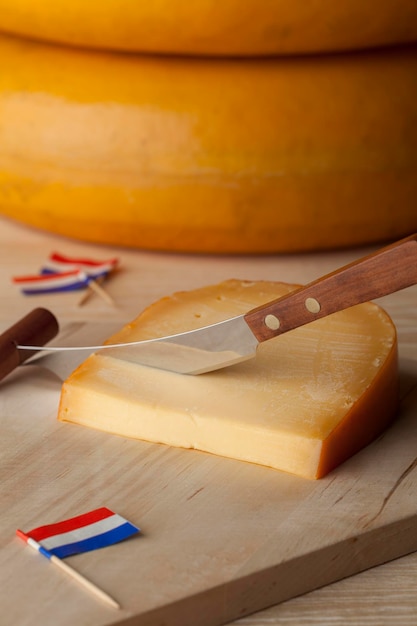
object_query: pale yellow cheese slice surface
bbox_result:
[58,280,399,478]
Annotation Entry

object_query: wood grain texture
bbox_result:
[237,551,417,626]
[0,217,417,626]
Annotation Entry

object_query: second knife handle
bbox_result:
[0,308,59,382]
[244,233,417,342]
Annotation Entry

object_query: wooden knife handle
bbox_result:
[245,233,417,342]
[0,308,59,382]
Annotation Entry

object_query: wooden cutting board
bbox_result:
[1,335,417,626]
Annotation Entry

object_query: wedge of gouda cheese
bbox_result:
[58,280,399,478]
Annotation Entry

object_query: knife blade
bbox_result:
[11,233,417,377]
[102,233,417,374]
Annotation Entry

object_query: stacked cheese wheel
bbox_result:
[0,3,416,253]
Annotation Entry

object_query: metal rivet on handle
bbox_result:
[305,297,321,314]
[264,314,280,330]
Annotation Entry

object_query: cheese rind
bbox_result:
[58,280,399,478]
[0,0,416,56]
[1,34,417,254]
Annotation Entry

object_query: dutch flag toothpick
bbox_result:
[17,507,140,609]
[12,252,119,305]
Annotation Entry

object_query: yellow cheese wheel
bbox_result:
[0,33,416,254]
[0,0,416,56]
[58,280,399,479]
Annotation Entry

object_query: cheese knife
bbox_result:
[2,233,417,379]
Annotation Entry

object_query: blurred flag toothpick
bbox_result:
[16,506,140,609]
[12,252,119,306]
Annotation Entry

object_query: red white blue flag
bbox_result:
[12,269,91,294]
[42,252,119,277]
[17,507,140,559]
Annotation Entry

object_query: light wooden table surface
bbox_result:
[1,216,416,626]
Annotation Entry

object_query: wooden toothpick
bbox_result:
[77,273,116,307]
